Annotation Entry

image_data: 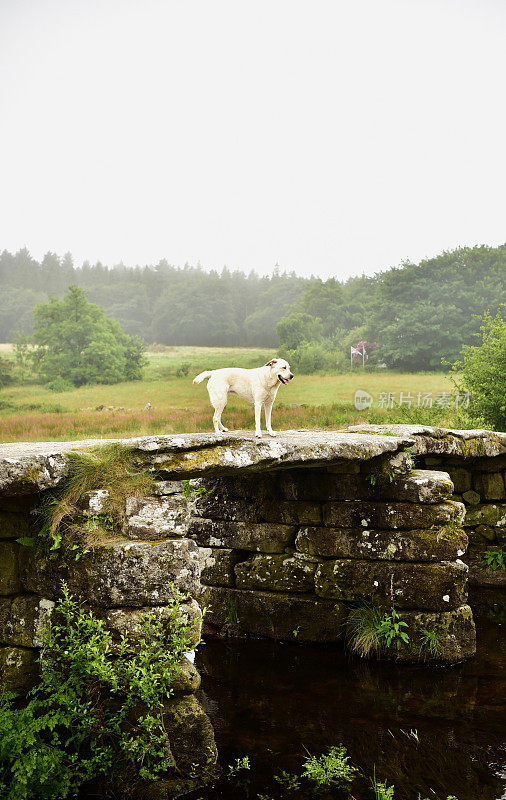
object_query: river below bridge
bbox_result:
[193,593,505,800]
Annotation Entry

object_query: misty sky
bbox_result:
[1,0,505,279]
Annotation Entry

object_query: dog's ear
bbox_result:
[264,359,278,367]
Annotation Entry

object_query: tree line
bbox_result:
[1,243,506,370]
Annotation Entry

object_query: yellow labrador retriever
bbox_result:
[193,358,294,437]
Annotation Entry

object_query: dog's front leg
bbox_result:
[265,399,276,437]
[254,401,262,438]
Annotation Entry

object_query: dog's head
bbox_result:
[264,358,294,385]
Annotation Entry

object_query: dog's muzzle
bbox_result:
[278,374,292,385]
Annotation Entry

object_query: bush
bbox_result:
[0,584,200,800]
[452,306,506,430]
[45,377,74,393]
[281,341,347,374]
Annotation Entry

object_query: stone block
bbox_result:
[315,559,468,610]
[170,657,201,693]
[322,500,465,530]
[102,598,203,649]
[0,595,55,647]
[0,511,30,540]
[22,539,200,607]
[258,500,322,525]
[201,585,347,641]
[473,473,506,500]
[462,490,481,505]
[162,694,218,775]
[198,547,242,587]
[234,553,317,593]
[465,547,506,588]
[187,517,296,552]
[296,526,468,563]
[362,450,414,476]
[346,604,476,663]
[0,646,39,693]
[192,495,259,522]
[0,542,23,595]
[123,495,188,540]
[446,467,472,493]
[464,503,506,528]
[153,480,186,496]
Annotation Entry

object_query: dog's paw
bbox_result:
[255,432,262,439]
[267,430,277,437]
[221,425,229,432]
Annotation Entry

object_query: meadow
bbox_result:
[0,345,470,443]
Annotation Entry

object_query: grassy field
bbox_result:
[0,345,470,443]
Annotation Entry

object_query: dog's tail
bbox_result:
[192,370,213,385]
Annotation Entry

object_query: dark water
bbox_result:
[193,607,505,800]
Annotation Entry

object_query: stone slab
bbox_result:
[201,585,347,641]
[234,553,317,593]
[102,598,203,650]
[123,495,188,540]
[315,559,468,610]
[323,500,465,530]
[187,517,296,552]
[0,646,39,692]
[22,539,200,607]
[0,542,23,595]
[345,425,506,458]
[296,526,468,562]
[0,511,30,540]
[198,547,242,587]
[0,595,55,647]
[0,430,414,494]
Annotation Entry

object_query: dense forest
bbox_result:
[1,244,506,370]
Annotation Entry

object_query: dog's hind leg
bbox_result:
[208,387,228,434]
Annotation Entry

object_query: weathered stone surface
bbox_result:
[0,646,39,692]
[0,595,55,647]
[0,431,414,494]
[187,517,296,552]
[192,495,259,522]
[465,549,506,588]
[464,503,506,528]
[347,604,476,663]
[361,449,414,477]
[446,467,472,493]
[258,500,322,525]
[473,472,506,500]
[315,559,468,610]
[198,547,242,587]
[345,424,506,458]
[323,500,465,530]
[0,542,23,595]
[375,470,454,504]
[123,495,188,540]
[462,490,481,505]
[171,656,201,693]
[102,599,202,649]
[153,480,186,496]
[162,693,218,774]
[234,553,317,593]
[201,585,347,641]
[296,526,468,562]
[22,539,200,607]
[472,524,497,542]
[0,496,38,513]
[0,511,30,540]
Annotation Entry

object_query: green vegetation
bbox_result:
[451,306,506,430]
[481,547,505,571]
[371,773,396,800]
[227,756,251,777]
[419,628,443,659]
[0,584,201,800]
[347,600,410,658]
[36,443,152,555]
[28,285,146,386]
[301,745,357,789]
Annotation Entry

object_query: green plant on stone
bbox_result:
[419,627,443,659]
[273,771,301,791]
[227,756,251,777]
[35,443,154,558]
[481,547,505,570]
[301,745,357,789]
[182,480,211,500]
[347,604,384,658]
[371,771,395,800]
[376,607,410,651]
[0,583,201,800]
[224,601,240,627]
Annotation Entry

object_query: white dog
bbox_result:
[193,358,294,438]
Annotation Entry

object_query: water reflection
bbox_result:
[195,613,505,800]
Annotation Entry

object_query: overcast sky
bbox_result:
[1,0,505,279]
